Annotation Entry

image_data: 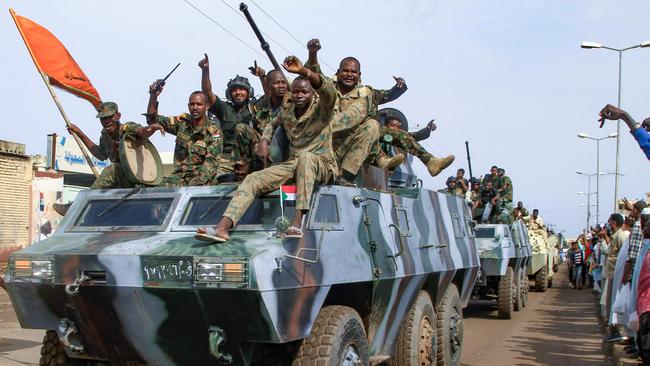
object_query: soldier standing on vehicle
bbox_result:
[146,83,223,186]
[234,63,290,174]
[305,39,413,185]
[196,55,337,243]
[199,53,256,174]
[68,101,165,189]
[497,168,513,202]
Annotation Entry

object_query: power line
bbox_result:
[182,0,267,59]
[217,0,296,57]
[248,0,336,72]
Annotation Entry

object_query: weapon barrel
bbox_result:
[162,62,181,82]
[239,2,282,71]
[465,141,473,180]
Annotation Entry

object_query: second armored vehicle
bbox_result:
[472,221,532,318]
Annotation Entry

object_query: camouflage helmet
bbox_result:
[225,75,254,101]
[469,177,481,184]
[446,176,456,183]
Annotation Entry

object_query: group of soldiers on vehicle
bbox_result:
[64,39,457,242]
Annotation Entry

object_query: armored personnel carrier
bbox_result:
[471,221,531,319]
[526,228,555,292]
[4,115,479,366]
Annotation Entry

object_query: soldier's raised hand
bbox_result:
[149,123,165,137]
[307,39,321,54]
[149,81,164,96]
[248,60,265,77]
[393,76,406,89]
[198,53,210,70]
[427,119,437,131]
[282,56,304,75]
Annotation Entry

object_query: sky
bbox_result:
[1,0,649,238]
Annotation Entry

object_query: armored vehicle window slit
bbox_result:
[313,194,339,224]
[451,214,464,239]
[475,227,496,238]
[181,196,294,229]
[75,198,174,227]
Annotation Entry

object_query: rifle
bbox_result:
[152,62,181,92]
[239,3,282,71]
[465,141,474,180]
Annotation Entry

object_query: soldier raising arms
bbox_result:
[196,55,338,243]
[199,54,256,175]
[146,84,223,186]
[305,39,406,185]
[67,101,164,189]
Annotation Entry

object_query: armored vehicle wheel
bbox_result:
[497,267,514,319]
[520,270,529,308]
[513,269,524,312]
[535,267,548,292]
[389,291,436,366]
[436,284,463,366]
[292,305,368,366]
[39,330,105,366]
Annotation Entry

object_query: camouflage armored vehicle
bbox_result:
[5,173,479,365]
[472,221,531,319]
[526,228,555,292]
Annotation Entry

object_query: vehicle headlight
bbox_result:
[193,257,249,288]
[11,257,54,281]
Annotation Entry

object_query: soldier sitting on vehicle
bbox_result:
[473,180,500,223]
[512,201,529,220]
[466,177,481,207]
[482,165,501,190]
[438,176,457,195]
[67,102,165,189]
[304,39,409,185]
[146,83,223,187]
[370,116,455,177]
[199,53,257,175]
[497,168,513,202]
[195,56,337,243]
[455,168,469,195]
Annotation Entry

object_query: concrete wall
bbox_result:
[0,140,32,261]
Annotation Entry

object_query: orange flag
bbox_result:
[9,9,101,109]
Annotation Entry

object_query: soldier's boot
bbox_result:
[376,153,405,171]
[53,203,72,216]
[425,154,455,177]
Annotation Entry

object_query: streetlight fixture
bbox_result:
[577,133,617,222]
[580,40,650,210]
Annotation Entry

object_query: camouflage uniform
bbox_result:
[500,175,513,202]
[209,98,255,174]
[231,95,286,168]
[223,77,337,225]
[369,127,434,164]
[526,215,549,253]
[90,122,141,189]
[155,113,223,187]
[306,61,404,176]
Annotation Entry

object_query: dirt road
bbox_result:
[462,265,610,366]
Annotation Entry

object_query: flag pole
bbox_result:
[9,8,99,177]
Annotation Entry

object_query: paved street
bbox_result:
[0,265,611,366]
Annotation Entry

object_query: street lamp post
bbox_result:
[577,133,617,221]
[580,40,650,210]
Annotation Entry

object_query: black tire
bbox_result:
[520,270,529,308]
[436,284,463,366]
[292,305,368,366]
[534,266,548,292]
[547,276,553,288]
[39,330,104,366]
[497,267,514,319]
[389,291,436,366]
[513,268,523,312]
